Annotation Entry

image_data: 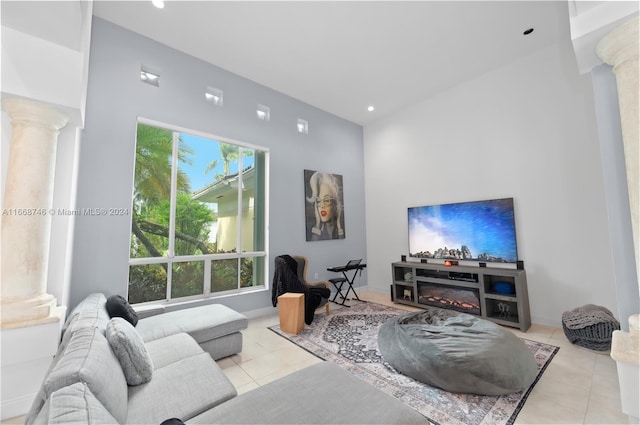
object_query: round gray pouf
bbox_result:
[378,308,538,395]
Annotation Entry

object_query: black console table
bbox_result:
[327,263,367,307]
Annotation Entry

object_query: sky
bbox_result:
[180,133,255,193]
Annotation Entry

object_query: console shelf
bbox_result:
[391,261,531,331]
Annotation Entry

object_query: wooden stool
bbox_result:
[278,293,304,334]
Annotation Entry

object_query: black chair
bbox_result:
[291,255,330,316]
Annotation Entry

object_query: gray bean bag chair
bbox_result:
[378,308,537,395]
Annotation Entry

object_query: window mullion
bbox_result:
[237,151,244,289]
[167,132,179,299]
[204,259,211,297]
[166,261,172,301]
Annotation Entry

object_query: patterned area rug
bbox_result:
[269,302,559,425]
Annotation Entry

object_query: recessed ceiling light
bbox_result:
[367,106,375,112]
[152,0,165,8]
[523,28,534,35]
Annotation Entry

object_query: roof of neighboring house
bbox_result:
[191,165,255,203]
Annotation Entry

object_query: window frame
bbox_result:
[128,117,270,306]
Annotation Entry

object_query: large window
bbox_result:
[128,120,268,304]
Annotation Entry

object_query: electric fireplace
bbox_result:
[417,282,481,316]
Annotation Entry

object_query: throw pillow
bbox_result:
[160,419,185,425]
[106,294,139,326]
[106,317,153,385]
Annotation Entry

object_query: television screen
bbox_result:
[408,198,518,263]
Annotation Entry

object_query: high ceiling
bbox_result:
[95,2,572,125]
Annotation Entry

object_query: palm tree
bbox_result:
[134,124,192,205]
[132,124,194,258]
[204,143,253,180]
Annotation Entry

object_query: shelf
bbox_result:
[486,314,520,325]
[415,277,479,289]
[391,261,530,331]
[393,284,415,304]
[484,293,517,302]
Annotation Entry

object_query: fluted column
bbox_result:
[1,97,68,327]
[596,16,640,286]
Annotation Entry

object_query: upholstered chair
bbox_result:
[292,255,330,315]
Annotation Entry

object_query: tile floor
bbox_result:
[220,291,629,425]
[3,291,630,424]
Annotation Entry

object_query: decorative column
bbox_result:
[1,97,68,327]
[597,16,640,425]
[596,16,640,285]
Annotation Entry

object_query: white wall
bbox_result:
[363,40,618,327]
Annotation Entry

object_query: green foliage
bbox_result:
[134,124,192,205]
[172,261,204,298]
[128,124,261,304]
[211,258,238,293]
[129,254,258,304]
[204,143,254,181]
[130,124,213,259]
[175,193,214,255]
[128,264,167,304]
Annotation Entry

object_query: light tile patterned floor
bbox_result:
[3,291,629,424]
[221,291,629,425]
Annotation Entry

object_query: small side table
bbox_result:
[278,293,304,334]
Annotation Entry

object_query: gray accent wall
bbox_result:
[69,18,365,311]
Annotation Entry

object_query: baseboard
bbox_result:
[242,285,377,319]
[530,315,562,329]
[242,305,277,319]
[1,392,34,421]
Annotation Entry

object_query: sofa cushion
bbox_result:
[106,295,139,326]
[145,333,205,369]
[24,341,71,425]
[59,310,110,355]
[32,382,119,425]
[187,362,429,424]
[135,304,248,344]
[127,352,237,424]
[43,326,128,424]
[60,294,111,350]
[198,332,243,360]
[106,317,153,385]
[62,293,107,334]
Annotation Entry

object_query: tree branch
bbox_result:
[138,220,210,254]
[131,219,167,271]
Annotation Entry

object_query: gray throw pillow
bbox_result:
[105,317,153,385]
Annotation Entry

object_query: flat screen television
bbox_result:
[408,197,518,264]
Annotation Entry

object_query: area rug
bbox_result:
[269,302,559,425]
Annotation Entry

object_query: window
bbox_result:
[128,120,268,304]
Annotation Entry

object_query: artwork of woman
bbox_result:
[304,170,345,241]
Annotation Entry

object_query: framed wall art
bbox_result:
[304,169,345,241]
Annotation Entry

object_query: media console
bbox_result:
[391,261,531,331]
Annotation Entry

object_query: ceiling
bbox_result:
[96,2,570,125]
